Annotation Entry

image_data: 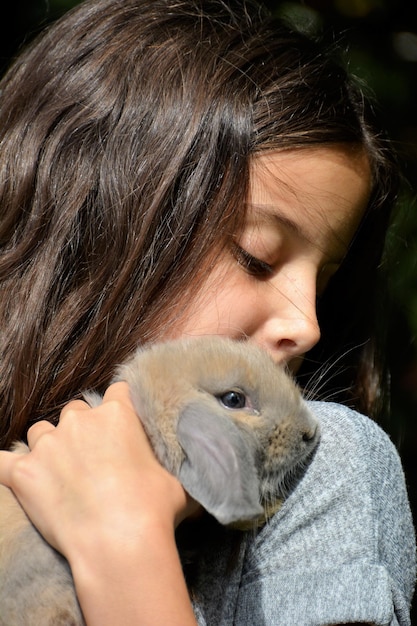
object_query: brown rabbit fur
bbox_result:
[0,336,320,625]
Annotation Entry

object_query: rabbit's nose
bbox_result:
[302,424,319,443]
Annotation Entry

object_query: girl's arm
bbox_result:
[0,382,198,626]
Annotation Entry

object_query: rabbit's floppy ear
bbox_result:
[177,401,263,525]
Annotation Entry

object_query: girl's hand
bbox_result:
[0,382,199,625]
[0,381,196,557]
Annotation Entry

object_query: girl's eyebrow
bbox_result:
[248,203,351,264]
[248,203,307,237]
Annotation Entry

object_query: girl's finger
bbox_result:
[101,380,132,404]
[59,398,92,421]
[26,420,56,448]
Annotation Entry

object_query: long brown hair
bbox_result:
[0,0,398,448]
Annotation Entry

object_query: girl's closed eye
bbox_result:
[232,244,273,278]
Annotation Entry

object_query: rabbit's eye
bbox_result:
[218,390,246,409]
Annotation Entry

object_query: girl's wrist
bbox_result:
[69,516,197,626]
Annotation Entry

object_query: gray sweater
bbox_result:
[191,402,416,625]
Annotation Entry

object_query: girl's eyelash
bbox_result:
[233,245,273,277]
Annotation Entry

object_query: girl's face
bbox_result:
[170,146,371,373]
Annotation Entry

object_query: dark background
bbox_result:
[1,0,416,618]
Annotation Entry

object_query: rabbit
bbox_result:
[0,336,320,625]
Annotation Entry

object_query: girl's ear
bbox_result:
[177,401,263,526]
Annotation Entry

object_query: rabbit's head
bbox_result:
[114,336,320,527]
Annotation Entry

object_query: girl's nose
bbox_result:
[252,280,321,364]
[254,314,321,364]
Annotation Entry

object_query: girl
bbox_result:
[0,0,414,624]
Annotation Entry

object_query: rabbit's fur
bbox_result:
[0,336,319,625]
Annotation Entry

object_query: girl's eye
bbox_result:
[233,244,273,278]
[218,390,247,409]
